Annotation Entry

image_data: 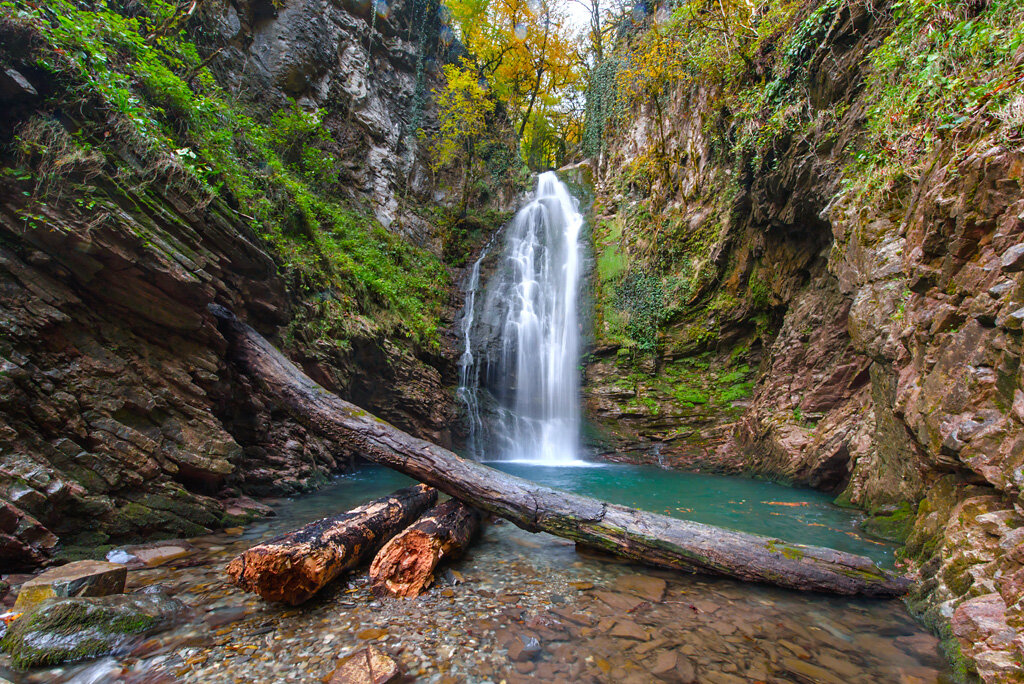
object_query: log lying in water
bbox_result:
[210,305,911,598]
[369,499,482,598]
[226,484,437,605]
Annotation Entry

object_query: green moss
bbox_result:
[862,501,917,543]
[5,0,449,350]
[1,599,160,668]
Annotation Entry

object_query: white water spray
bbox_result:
[457,171,585,464]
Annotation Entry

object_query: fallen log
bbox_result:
[226,484,437,604]
[369,499,482,598]
[211,305,910,598]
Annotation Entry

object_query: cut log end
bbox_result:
[226,484,437,605]
[369,530,442,598]
[225,548,328,606]
[369,499,482,599]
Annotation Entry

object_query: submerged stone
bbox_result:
[614,574,667,602]
[327,646,400,684]
[0,591,189,668]
[14,561,126,611]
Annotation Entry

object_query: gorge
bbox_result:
[1,0,1023,682]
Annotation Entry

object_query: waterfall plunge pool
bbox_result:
[11,463,953,683]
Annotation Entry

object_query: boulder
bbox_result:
[14,560,126,611]
[0,591,189,668]
[327,646,400,684]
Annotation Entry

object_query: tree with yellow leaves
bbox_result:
[430,57,496,213]
[444,0,581,165]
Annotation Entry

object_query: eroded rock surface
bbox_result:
[0,0,460,567]
[585,2,1024,679]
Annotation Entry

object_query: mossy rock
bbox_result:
[0,591,189,669]
[861,502,916,543]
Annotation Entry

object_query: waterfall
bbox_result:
[457,171,585,464]
[456,244,487,460]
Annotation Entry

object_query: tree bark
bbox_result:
[226,484,437,605]
[369,499,482,598]
[210,305,911,598]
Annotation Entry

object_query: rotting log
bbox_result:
[210,305,911,598]
[226,484,437,604]
[369,499,482,598]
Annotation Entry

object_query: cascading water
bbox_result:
[458,171,585,464]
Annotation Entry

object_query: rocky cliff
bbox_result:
[585,0,1024,680]
[0,0,478,568]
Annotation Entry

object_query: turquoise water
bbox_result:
[271,462,890,565]
[17,461,945,683]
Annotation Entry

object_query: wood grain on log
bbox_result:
[226,484,437,604]
[370,499,482,598]
[211,305,911,598]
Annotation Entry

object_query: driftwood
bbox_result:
[226,484,437,604]
[211,305,910,598]
[369,499,482,598]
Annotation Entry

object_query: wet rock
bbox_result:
[702,672,746,684]
[649,650,677,676]
[778,638,810,659]
[595,591,645,613]
[614,574,667,602]
[781,657,845,684]
[327,646,400,684]
[507,635,541,662]
[610,620,649,641]
[14,560,126,611]
[356,628,388,640]
[127,543,196,567]
[0,591,188,668]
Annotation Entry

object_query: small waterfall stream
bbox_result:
[458,171,585,464]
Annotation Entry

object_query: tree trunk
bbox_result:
[226,484,437,605]
[210,306,911,598]
[369,499,482,598]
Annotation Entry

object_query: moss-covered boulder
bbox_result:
[0,591,189,669]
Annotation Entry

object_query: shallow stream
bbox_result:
[6,464,953,683]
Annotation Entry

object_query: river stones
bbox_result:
[614,574,667,602]
[13,560,126,611]
[594,590,645,613]
[609,620,649,641]
[327,646,400,684]
[1,591,189,668]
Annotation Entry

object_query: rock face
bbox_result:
[196,0,444,234]
[587,1,1024,679]
[0,0,462,566]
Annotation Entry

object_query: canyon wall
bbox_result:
[586,1,1024,680]
[0,0,473,567]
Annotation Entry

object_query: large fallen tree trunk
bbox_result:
[369,499,482,598]
[211,306,910,598]
[226,484,437,604]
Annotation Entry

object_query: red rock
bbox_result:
[610,620,649,641]
[595,590,645,613]
[614,574,667,602]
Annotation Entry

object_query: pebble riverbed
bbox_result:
[2,468,954,683]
